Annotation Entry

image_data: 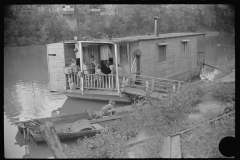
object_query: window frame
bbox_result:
[181,40,190,57]
[157,43,169,63]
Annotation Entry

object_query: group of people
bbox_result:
[90,55,115,75]
[68,55,115,75]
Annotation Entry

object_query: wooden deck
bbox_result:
[122,87,169,99]
[121,75,184,99]
[63,89,131,102]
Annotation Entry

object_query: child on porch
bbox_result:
[95,64,102,87]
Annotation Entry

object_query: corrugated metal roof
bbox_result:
[111,32,205,43]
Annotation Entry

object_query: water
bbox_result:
[4,33,235,158]
[4,45,129,158]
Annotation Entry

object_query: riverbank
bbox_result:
[60,69,235,158]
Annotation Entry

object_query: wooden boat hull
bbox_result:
[15,105,133,143]
[17,112,86,134]
[31,115,127,144]
[32,128,103,144]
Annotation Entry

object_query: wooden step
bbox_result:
[160,135,181,158]
[160,136,171,158]
[171,135,181,158]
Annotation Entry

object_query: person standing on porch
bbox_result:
[90,55,97,74]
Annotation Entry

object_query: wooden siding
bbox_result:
[64,44,75,66]
[47,43,66,91]
[139,36,199,80]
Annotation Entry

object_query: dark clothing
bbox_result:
[101,64,111,74]
[76,58,80,67]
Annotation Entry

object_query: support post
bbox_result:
[114,44,120,95]
[40,122,68,158]
[79,42,84,95]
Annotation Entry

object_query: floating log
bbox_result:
[40,122,68,158]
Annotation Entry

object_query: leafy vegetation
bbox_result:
[181,113,235,158]
[4,4,235,46]
[62,68,234,158]
[4,12,74,46]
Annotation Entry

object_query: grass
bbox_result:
[62,67,235,158]
[181,113,235,158]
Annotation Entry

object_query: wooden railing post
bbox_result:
[177,81,181,91]
[173,84,176,92]
[40,122,68,158]
[146,80,149,91]
[151,79,155,92]
[121,77,125,93]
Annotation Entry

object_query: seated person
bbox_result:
[95,65,102,75]
[101,60,111,74]
[69,59,76,67]
[101,100,115,117]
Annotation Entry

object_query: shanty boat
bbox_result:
[46,18,206,102]
[14,105,133,144]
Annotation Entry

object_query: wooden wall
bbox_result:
[47,43,66,91]
[64,43,75,66]
[139,36,200,80]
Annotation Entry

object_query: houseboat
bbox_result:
[46,18,205,102]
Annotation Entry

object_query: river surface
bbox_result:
[4,33,235,158]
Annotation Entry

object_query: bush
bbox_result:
[211,82,235,103]
[63,78,234,158]
[63,129,127,158]
[181,113,235,158]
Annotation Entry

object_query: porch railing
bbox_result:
[122,73,185,94]
[65,72,117,90]
[83,74,117,90]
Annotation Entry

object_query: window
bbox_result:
[120,44,128,64]
[158,43,167,62]
[181,40,189,56]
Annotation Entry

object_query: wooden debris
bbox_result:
[40,122,68,158]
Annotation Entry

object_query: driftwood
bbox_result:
[40,122,68,158]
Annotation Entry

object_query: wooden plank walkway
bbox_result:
[160,135,181,158]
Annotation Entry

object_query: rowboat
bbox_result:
[13,105,133,144]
